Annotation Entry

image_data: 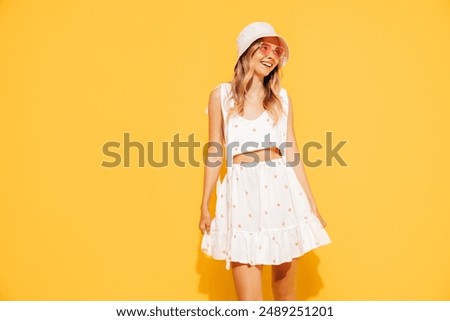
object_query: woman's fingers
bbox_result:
[199,217,211,235]
[202,218,211,235]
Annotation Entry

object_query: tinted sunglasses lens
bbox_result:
[275,47,285,59]
[259,43,271,56]
[259,43,285,59]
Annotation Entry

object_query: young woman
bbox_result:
[199,22,331,301]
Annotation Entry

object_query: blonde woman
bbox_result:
[200,22,331,301]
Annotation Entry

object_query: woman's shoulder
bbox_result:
[212,82,233,100]
[209,82,231,96]
[205,83,227,114]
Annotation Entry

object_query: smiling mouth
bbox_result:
[261,61,273,68]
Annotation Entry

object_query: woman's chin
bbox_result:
[254,69,271,78]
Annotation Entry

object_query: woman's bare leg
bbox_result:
[231,262,263,300]
[271,258,298,300]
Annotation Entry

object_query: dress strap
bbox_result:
[279,88,289,116]
[204,82,232,115]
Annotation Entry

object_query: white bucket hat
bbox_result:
[236,21,290,67]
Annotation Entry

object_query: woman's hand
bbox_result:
[199,208,212,235]
[312,208,327,228]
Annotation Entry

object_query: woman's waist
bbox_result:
[232,147,282,164]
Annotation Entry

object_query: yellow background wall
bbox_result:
[1,0,449,300]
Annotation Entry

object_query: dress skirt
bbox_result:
[201,157,331,270]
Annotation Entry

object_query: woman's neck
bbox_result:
[246,76,265,99]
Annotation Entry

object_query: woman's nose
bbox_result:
[266,49,278,60]
[265,51,275,60]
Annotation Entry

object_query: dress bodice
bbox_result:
[206,82,290,161]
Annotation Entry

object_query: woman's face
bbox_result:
[249,36,284,77]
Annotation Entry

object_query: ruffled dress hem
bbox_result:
[201,217,331,270]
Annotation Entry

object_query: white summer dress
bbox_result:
[201,82,331,270]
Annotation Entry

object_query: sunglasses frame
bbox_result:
[256,41,286,60]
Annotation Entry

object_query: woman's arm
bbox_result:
[199,86,224,234]
[284,93,327,228]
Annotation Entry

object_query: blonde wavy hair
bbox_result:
[226,38,285,126]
